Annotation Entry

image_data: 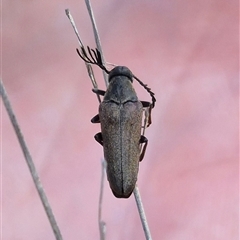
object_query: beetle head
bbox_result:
[108,66,133,83]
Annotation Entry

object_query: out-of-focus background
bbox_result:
[1,0,238,239]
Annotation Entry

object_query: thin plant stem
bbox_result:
[98,160,106,240]
[134,186,152,240]
[84,0,108,86]
[65,9,101,104]
[0,79,63,240]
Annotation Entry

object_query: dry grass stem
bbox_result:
[65,9,101,103]
[0,79,63,240]
[84,0,108,86]
[134,186,152,240]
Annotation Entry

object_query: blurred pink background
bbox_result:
[2,0,238,239]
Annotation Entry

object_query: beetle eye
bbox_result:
[109,66,133,82]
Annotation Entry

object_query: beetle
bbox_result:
[77,47,156,198]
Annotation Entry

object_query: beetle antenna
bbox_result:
[77,46,110,74]
[133,75,156,108]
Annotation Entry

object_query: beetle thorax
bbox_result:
[103,76,138,104]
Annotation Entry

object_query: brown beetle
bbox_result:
[77,47,156,198]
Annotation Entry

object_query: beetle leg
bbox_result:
[141,101,152,126]
[146,106,153,127]
[139,135,148,161]
[92,88,106,96]
[94,132,103,145]
[91,114,100,123]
